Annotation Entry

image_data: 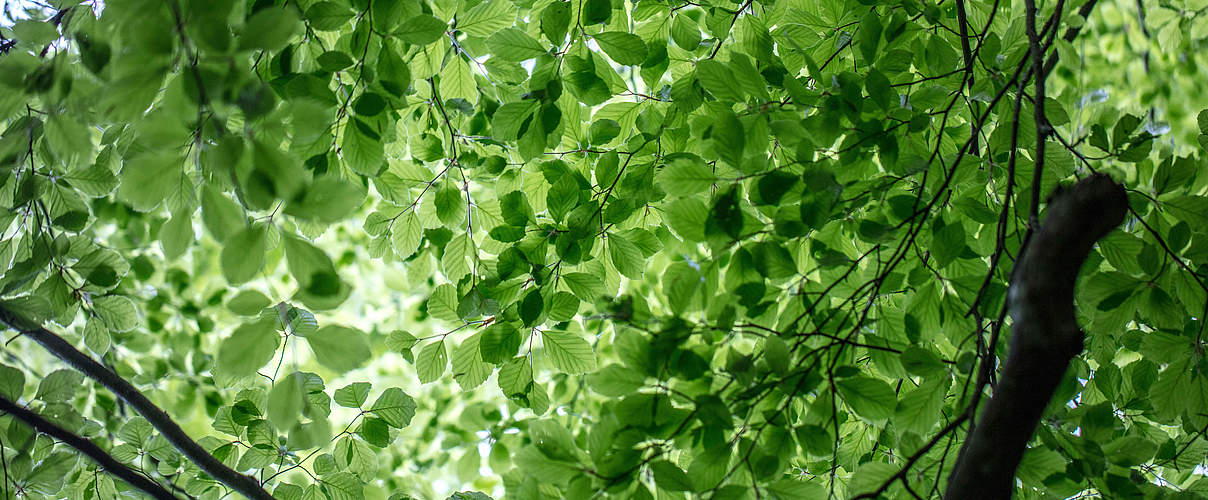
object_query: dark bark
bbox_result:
[0,307,275,500]
[945,174,1128,499]
[0,395,181,500]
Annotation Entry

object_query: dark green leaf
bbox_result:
[593,32,648,66]
[306,2,355,31]
[540,2,571,43]
[396,15,448,45]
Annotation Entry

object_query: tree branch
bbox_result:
[1024,0,1051,227]
[0,307,275,500]
[0,395,181,500]
[945,174,1129,499]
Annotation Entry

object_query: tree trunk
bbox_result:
[945,174,1128,499]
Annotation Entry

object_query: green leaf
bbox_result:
[416,340,449,383]
[285,176,366,223]
[65,162,118,197]
[486,28,547,61]
[663,197,708,242]
[671,15,701,50]
[895,376,949,434]
[221,225,268,285]
[763,335,789,374]
[335,435,378,480]
[13,19,59,46]
[442,233,474,281]
[46,113,93,168]
[589,119,621,144]
[456,1,513,37]
[448,492,493,500]
[661,262,700,315]
[391,211,423,259]
[357,417,392,448]
[836,376,896,421]
[688,446,730,491]
[428,284,461,322]
[607,232,644,279]
[651,460,694,492]
[396,15,448,45]
[901,346,945,377]
[587,364,645,397]
[284,236,343,301]
[1102,435,1157,466]
[452,333,493,390]
[540,2,571,44]
[267,372,306,431]
[593,32,648,65]
[766,478,826,498]
[864,68,893,110]
[202,185,245,242]
[500,191,535,227]
[541,330,595,373]
[116,152,185,212]
[335,382,372,408]
[546,175,580,222]
[546,292,579,322]
[711,109,744,168]
[369,388,418,428]
[581,0,611,25]
[93,295,138,333]
[228,290,272,316]
[435,186,465,227]
[1164,195,1208,232]
[241,8,301,51]
[695,60,742,102]
[930,219,966,268]
[498,356,533,396]
[750,242,796,279]
[562,272,605,301]
[857,10,882,63]
[343,118,385,176]
[492,100,539,141]
[301,325,371,374]
[305,2,355,31]
[439,59,478,105]
[520,289,544,326]
[353,92,387,116]
[321,471,364,500]
[657,156,714,197]
[25,451,77,491]
[216,319,280,378]
[36,369,83,403]
[480,324,521,364]
[386,330,420,355]
[0,364,23,400]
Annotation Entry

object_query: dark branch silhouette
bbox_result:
[0,306,275,500]
[0,395,181,500]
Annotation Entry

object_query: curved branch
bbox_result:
[945,174,1129,499]
[0,395,180,500]
[0,308,275,500]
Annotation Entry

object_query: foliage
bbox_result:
[1,0,1208,498]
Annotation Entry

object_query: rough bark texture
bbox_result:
[0,306,275,500]
[945,174,1128,499]
[0,395,182,500]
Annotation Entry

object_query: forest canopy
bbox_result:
[1,0,1208,498]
